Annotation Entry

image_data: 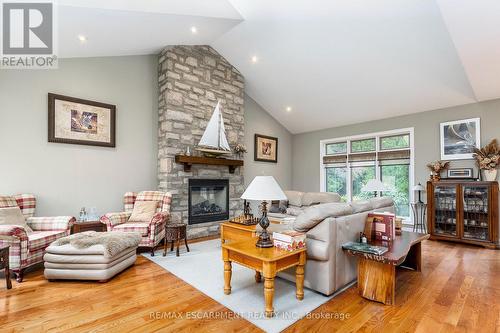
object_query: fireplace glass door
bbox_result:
[188,179,229,224]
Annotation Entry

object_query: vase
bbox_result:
[483,169,498,181]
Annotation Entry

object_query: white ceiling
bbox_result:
[55,0,500,133]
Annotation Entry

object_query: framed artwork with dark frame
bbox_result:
[254,134,278,163]
[48,93,116,147]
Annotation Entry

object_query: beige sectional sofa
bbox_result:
[267,196,394,296]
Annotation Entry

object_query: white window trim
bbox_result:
[320,127,415,223]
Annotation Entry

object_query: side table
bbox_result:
[0,245,12,289]
[411,202,427,233]
[72,220,106,234]
[163,223,190,257]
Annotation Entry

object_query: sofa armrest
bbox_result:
[150,212,169,226]
[0,225,29,241]
[26,216,75,232]
[100,212,131,230]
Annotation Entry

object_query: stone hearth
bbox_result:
[158,46,245,239]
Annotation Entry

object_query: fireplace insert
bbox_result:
[188,178,229,224]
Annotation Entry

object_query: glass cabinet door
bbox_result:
[433,185,458,237]
[462,185,489,241]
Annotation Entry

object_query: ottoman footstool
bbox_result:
[43,231,140,282]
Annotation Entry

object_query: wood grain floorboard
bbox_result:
[1,239,499,332]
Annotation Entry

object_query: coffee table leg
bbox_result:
[223,248,232,295]
[255,271,261,283]
[263,262,276,318]
[358,258,395,305]
[5,265,11,290]
[296,252,306,300]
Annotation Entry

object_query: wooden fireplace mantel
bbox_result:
[174,155,244,174]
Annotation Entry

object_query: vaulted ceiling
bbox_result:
[58,0,500,133]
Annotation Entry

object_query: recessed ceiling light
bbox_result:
[190,26,197,34]
[286,106,292,112]
[251,55,258,63]
[78,35,87,42]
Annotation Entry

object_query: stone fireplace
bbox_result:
[158,45,245,239]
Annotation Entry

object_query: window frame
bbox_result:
[320,127,415,223]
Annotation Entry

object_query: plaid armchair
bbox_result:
[0,194,75,282]
[100,191,172,256]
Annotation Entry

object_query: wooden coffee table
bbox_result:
[344,231,429,305]
[222,239,306,317]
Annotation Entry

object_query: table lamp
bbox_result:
[412,183,425,203]
[361,179,389,197]
[241,176,287,248]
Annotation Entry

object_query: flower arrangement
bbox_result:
[234,144,247,157]
[427,160,450,181]
[473,139,500,170]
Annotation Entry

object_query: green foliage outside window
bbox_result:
[380,134,410,150]
[351,166,376,201]
[326,167,347,202]
[326,142,347,155]
[351,138,375,153]
[381,164,410,216]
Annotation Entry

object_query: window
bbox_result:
[380,134,410,150]
[351,166,376,201]
[326,142,347,155]
[381,164,410,216]
[321,128,414,220]
[351,138,375,153]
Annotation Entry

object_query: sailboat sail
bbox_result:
[218,111,230,150]
[198,101,231,151]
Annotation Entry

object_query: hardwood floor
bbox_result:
[1,239,499,332]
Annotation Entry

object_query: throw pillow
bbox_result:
[129,201,158,222]
[0,207,33,233]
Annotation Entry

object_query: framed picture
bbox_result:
[447,168,474,179]
[48,93,116,147]
[440,118,480,160]
[254,134,278,163]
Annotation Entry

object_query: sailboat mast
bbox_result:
[217,104,221,149]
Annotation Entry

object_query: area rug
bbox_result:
[143,239,333,333]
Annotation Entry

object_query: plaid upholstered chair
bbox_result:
[0,194,75,282]
[100,191,172,256]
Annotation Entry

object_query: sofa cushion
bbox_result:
[302,192,341,206]
[28,230,67,251]
[286,206,304,216]
[284,191,304,207]
[129,201,158,222]
[293,202,352,232]
[350,200,374,214]
[0,206,33,233]
[370,197,394,209]
[113,222,150,236]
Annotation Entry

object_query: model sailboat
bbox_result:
[196,101,232,156]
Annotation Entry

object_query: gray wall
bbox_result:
[292,99,500,192]
[244,95,293,191]
[0,55,158,217]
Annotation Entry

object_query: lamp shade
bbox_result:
[241,176,287,201]
[361,179,391,192]
[412,183,425,192]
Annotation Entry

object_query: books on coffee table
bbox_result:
[272,230,306,251]
[365,212,396,242]
[341,241,388,255]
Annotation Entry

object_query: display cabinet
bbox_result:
[427,181,499,249]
